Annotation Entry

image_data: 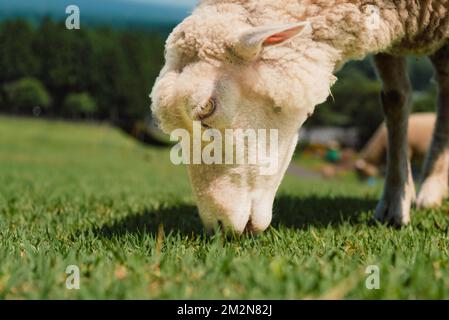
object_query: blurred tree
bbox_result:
[413,89,437,113]
[0,92,4,110]
[34,17,95,113]
[0,20,38,82]
[63,92,97,118]
[308,70,383,148]
[4,77,51,114]
[308,56,438,147]
[88,28,130,121]
[408,56,435,91]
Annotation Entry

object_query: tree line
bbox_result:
[0,18,165,126]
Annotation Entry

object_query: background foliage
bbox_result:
[0,18,165,125]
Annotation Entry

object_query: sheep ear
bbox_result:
[234,22,311,61]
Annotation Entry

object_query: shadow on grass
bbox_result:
[94,203,204,239]
[271,195,377,230]
[94,195,377,239]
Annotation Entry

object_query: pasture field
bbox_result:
[0,116,449,299]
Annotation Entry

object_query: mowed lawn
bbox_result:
[1,116,449,299]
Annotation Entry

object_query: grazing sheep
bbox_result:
[356,113,436,178]
[151,0,449,232]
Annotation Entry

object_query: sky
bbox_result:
[127,0,199,8]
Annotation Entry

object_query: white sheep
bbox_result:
[151,0,449,233]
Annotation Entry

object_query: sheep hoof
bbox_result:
[416,177,448,209]
[374,190,413,227]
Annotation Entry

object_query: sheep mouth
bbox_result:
[243,219,258,234]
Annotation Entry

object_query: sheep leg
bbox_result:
[373,53,415,226]
[416,44,449,208]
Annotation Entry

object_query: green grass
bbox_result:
[1,116,449,299]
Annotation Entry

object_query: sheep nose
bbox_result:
[201,212,250,235]
[217,218,259,235]
[217,215,248,235]
[204,208,272,235]
[197,193,274,235]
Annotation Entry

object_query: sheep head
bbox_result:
[151,11,336,234]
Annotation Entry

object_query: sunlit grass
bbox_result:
[0,116,448,299]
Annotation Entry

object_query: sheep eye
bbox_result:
[194,98,216,120]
